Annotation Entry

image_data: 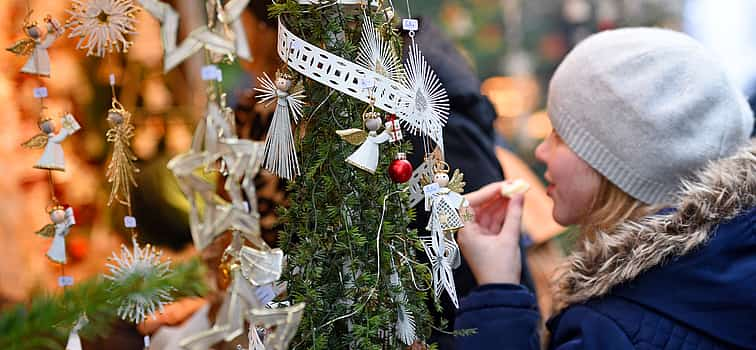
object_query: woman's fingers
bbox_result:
[465,181,506,206]
[499,194,524,239]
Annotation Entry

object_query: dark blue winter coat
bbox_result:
[456,143,756,349]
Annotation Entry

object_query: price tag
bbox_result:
[255,284,276,305]
[124,216,137,228]
[358,78,375,89]
[58,276,74,287]
[201,65,220,81]
[143,335,151,347]
[402,19,419,31]
[33,87,48,98]
[109,73,116,86]
[423,182,440,197]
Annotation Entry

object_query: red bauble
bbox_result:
[389,153,413,183]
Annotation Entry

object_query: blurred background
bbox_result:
[2,0,754,311]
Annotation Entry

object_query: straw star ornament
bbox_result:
[136,0,251,72]
[67,0,139,57]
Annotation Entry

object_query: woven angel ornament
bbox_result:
[337,108,390,174]
[254,69,305,180]
[36,205,76,264]
[22,113,82,171]
[421,160,468,308]
[6,14,64,77]
[106,99,139,207]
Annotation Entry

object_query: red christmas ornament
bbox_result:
[389,152,413,183]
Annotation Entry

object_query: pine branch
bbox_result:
[0,259,207,350]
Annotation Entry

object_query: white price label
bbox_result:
[201,65,221,81]
[423,182,440,196]
[255,285,276,305]
[358,78,375,89]
[144,335,151,347]
[124,216,137,228]
[109,73,116,86]
[58,276,74,287]
[402,19,419,31]
[33,87,48,98]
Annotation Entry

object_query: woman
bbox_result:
[455,28,754,349]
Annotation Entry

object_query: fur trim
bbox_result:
[554,140,756,311]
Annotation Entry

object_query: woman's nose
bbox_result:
[534,139,548,164]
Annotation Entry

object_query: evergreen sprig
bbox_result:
[0,259,207,350]
[272,1,436,348]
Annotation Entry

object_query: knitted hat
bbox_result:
[547,27,754,204]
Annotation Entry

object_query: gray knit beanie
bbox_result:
[547,27,754,204]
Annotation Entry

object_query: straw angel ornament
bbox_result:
[6,14,64,77]
[105,98,139,207]
[420,160,469,307]
[36,204,76,264]
[254,69,305,180]
[22,113,82,171]
[337,107,391,174]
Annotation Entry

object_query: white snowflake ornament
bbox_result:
[105,237,174,324]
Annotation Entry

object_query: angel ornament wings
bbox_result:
[23,113,82,171]
[421,160,469,308]
[254,69,305,180]
[37,205,76,264]
[6,15,64,77]
[337,108,390,174]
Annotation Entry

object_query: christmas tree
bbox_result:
[269,2,436,348]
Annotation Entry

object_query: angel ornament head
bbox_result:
[254,68,305,180]
[6,14,64,77]
[23,112,82,172]
[36,204,76,264]
[337,107,391,174]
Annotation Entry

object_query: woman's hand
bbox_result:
[458,182,524,285]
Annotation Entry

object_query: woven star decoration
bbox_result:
[136,0,251,72]
[67,0,139,57]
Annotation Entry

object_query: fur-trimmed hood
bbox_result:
[555,140,756,346]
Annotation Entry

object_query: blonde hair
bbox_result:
[579,176,655,242]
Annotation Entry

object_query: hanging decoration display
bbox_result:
[66,0,140,57]
[254,69,305,180]
[6,14,64,77]
[136,0,251,72]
